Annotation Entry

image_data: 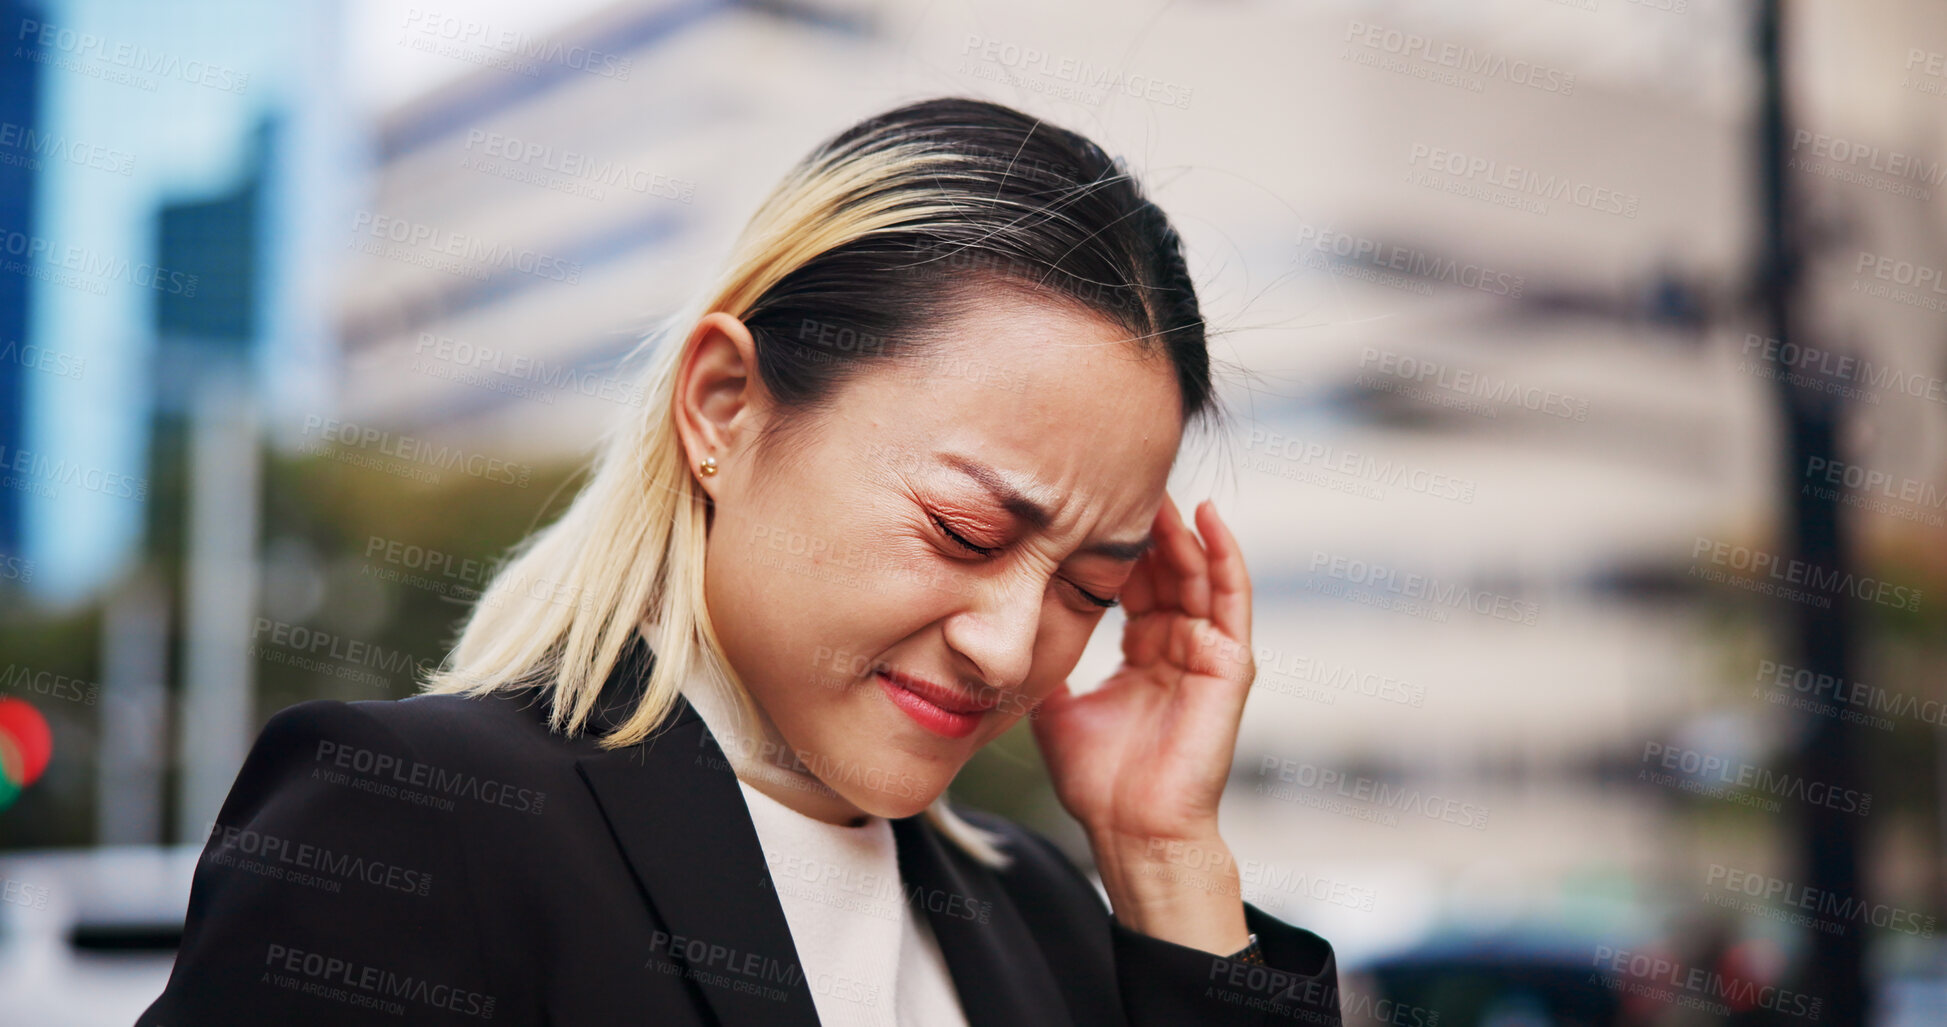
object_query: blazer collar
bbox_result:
[888,814,1072,1027]
[571,635,1070,1027]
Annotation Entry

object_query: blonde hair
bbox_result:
[422,97,1216,870]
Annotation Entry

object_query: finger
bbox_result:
[1119,601,1172,666]
[1157,493,1211,619]
[1030,679,1075,722]
[1144,499,1180,613]
[1195,500,1252,643]
[1119,542,1158,619]
[1169,616,1251,689]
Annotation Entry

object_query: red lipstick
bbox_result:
[876,669,993,739]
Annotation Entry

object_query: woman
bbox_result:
[140,97,1342,1026]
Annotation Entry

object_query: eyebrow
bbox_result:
[942,454,1156,562]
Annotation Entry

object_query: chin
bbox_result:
[844,776,950,820]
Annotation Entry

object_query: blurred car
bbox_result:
[1344,933,1625,1027]
[0,845,198,1027]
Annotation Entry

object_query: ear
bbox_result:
[673,311,763,499]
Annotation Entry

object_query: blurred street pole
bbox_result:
[97,569,169,844]
[1754,1,1866,1022]
[174,369,260,842]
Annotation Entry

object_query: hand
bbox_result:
[1030,494,1257,954]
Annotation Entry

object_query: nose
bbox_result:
[940,564,1043,695]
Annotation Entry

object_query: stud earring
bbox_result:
[699,456,719,477]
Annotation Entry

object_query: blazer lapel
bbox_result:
[574,640,822,1027]
[891,815,1072,1027]
[571,635,1067,1027]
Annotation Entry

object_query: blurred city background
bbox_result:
[2,0,1945,1023]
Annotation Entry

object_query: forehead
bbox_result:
[833,287,1184,513]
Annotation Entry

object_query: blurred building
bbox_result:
[4,0,356,604]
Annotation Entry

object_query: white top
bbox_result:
[672,654,969,1027]
[736,779,971,1027]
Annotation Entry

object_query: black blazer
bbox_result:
[139,638,1343,1026]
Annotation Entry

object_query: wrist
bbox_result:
[1089,827,1250,956]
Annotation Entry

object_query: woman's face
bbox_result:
[686,287,1184,820]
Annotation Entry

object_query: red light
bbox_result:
[0,697,53,794]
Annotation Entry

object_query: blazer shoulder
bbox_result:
[346,687,558,745]
[312,687,597,768]
[146,697,513,1026]
[228,690,577,830]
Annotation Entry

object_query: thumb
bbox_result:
[1028,679,1075,741]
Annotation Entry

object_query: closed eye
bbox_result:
[932,514,1001,557]
[1064,580,1120,609]
[932,512,1118,608]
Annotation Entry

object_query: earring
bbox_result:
[699,456,719,477]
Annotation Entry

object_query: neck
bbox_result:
[677,653,874,828]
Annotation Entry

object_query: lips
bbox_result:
[879,669,995,713]
[876,669,994,739]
